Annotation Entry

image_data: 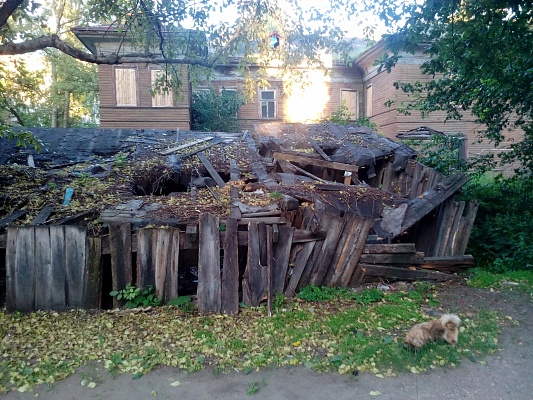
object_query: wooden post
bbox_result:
[13,227,35,312]
[198,213,221,313]
[266,225,273,317]
[34,226,53,310]
[49,226,67,311]
[65,226,87,309]
[242,221,266,306]
[109,224,132,308]
[271,226,294,295]
[221,218,239,314]
[6,227,18,312]
[84,236,102,309]
[136,228,155,290]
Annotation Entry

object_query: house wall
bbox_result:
[202,63,364,131]
[99,64,191,129]
[357,43,524,174]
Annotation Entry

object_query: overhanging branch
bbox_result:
[0,34,215,67]
[0,0,24,28]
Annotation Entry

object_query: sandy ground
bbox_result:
[4,285,533,400]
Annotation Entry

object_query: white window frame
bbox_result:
[115,67,138,107]
[260,90,276,119]
[365,84,373,117]
[151,69,174,108]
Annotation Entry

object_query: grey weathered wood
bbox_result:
[109,224,132,308]
[285,241,315,297]
[457,200,479,255]
[271,225,294,295]
[309,138,333,162]
[324,212,359,286]
[65,226,87,308]
[266,225,274,316]
[136,228,155,290]
[221,218,239,314]
[34,226,53,310]
[14,227,35,312]
[421,255,475,267]
[29,205,54,225]
[165,229,180,301]
[272,151,359,173]
[360,264,462,283]
[84,236,102,309]
[229,159,240,181]
[242,221,266,306]
[197,152,226,188]
[153,229,179,302]
[445,201,466,256]
[198,213,221,313]
[309,215,345,286]
[0,210,26,229]
[401,173,470,234]
[49,226,66,310]
[433,199,456,257]
[159,136,214,155]
[337,217,373,287]
[328,215,373,287]
[363,243,417,254]
[5,227,18,312]
[277,160,328,183]
[358,252,425,265]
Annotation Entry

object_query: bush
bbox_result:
[191,88,244,132]
[464,174,533,272]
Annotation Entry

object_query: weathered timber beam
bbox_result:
[359,263,462,283]
[362,243,417,254]
[272,151,359,173]
[400,172,470,234]
[159,136,214,155]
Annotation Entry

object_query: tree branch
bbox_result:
[0,34,215,67]
[0,0,24,28]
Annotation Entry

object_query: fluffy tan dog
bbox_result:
[404,314,461,350]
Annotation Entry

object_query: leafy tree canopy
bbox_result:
[370,0,533,173]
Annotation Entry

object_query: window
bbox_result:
[260,90,276,119]
[340,90,358,120]
[115,68,137,106]
[151,69,174,107]
[365,85,373,117]
[221,88,238,118]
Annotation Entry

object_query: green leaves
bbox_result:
[109,284,161,308]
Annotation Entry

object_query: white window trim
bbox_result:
[259,89,277,119]
[365,84,373,118]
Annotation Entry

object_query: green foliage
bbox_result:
[167,296,195,314]
[468,269,533,294]
[191,88,244,132]
[324,101,354,125]
[110,284,161,308]
[0,125,43,151]
[463,174,533,271]
[375,0,533,173]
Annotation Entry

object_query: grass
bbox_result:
[467,268,533,294]
[0,285,503,394]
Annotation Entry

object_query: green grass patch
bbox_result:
[467,268,533,294]
[0,286,503,394]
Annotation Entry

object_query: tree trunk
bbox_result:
[62,91,70,128]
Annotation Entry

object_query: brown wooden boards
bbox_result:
[272,151,359,173]
[65,226,87,308]
[84,236,102,309]
[221,218,239,314]
[198,213,221,313]
[136,228,155,290]
[242,221,266,306]
[5,227,17,312]
[49,226,67,310]
[34,226,52,310]
[197,152,226,188]
[109,223,132,308]
[13,227,35,312]
[271,225,294,294]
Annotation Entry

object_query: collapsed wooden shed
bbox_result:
[0,123,477,313]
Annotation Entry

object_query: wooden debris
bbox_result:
[159,136,214,155]
[109,224,132,308]
[221,218,239,315]
[198,213,221,313]
[359,264,462,283]
[196,152,226,188]
[272,151,359,174]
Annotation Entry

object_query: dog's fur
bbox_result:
[404,314,461,350]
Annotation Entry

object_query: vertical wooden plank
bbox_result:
[457,200,480,255]
[309,215,346,287]
[14,227,35,312]
[325,212,359,287]
[340,217,373,287]
[84,236,102,309]
[271,226,294,295]
[381,162,393,192]
[221,218,239,314]
[198,213,221,313]
[242,221,265,306]
[266,225,274,316]
[433,199,455,257]
[165,229,180,301]
[6,227,19,312]
[154,229,170,301]
[34,226,52,310]
[65,226,87,309]
[285,241,315,297]
[136,228,155,289]
[109,223,132,308]
[49,226,66,311]
[445,201,466,256]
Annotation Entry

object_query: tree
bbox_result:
[370,0,533,173]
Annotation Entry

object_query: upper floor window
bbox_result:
[260,90,276,119]
[151,69,174,107]
[115,67,137,106]
[365,85,373,117]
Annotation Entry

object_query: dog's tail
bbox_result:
[440,313,461,327]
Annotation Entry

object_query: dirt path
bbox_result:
[5,285,533,400]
